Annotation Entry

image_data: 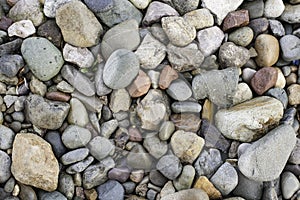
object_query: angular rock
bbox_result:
[0,54,23,78]
[264,0,285,18]
[192,67,239,108]
[228,27,254,47]
[194,176,222,200]
[8,20,36,38]
[58,173,74,199]
[21,37,64,81]
[159,65,178,89]
[66,156,94,174]
[171,113,201,133]
[215,96,283,142]
[37,20,62,47]
[222,10,249,32]
[219,42,250,68]
[287,84,300,105]
[143,135,168,159]
[255,34,279,67]
[238,124,296,181]
[127,70,151,98]
[56,1,102,47]
[232,82,253,105]
[156,154,182,180]
[71,91,103,113]
[172,0,199,15]
[161,189,209,200]
[249,17,269,37]
[11,133,59,191]
[281,171,300,199]
[183,8,214,30]
[166,79,192,101]
[241,0,264,19]
[280,35,300,61]
[62,125,91,149]
[109,89,131,113]
[280,4,300,24]
[250,67,278,95]
[63,43,94,68]
[127,144,154,170]
[25,94,70,129]
[0,125,15,150]
[0,150,11,183]
[269,19,285,37]
[0,39,22,56]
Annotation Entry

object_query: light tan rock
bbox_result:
[255,34,279,67]
[275,67,286,89]
[287,84,300,105]
[161,188,209,200]
[127,70,151,97]
[194,176,222,200]
[11,133,59,191]
[183,8,214,30]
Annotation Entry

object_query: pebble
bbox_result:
[96,180,124,200]
[264,0,285,18]
[29,78,46,97]
[159,121,175,141]
[171,130,204,164]
[183,9,214,30]
[202,0,243,25]
[159,65,178,89]
[100,119,118,138]
[43,0,72,18]
[280,35,300,61]
[87,136,114,161]
[0,125,15,150]
[129,0,151,9]
[96,0,142,28]
[11,133,59,191]
[45,91,71,102]
[192,67,239,107]
[66,156,94,174]
[61,65,95,97]
[150,23,170,45]
[289,138,300,164]
[108,167,130,183]
[0,17,13,31]
[62,125,91,149]
[250,67,278,95]
[238,124,296,181]
[173,165,195,191]
[8,0,45,26]
[275,67,286,89]
[215,96,283,142]
[222,10,249,32]
[103,49,140,89]
[156,154,182,180]
[171,113,201,133]
[171,101,201,113]
[135,33,166,70]
[280,4,300,24]
[167,43,204,72]
[287,84,300,105]
[228,27,254,47]
[61,148,89,165]
[94,63,112,96]
[127,144,153,170]
[19,183,37,200]
[281,171,300,199]
[71,91,103,113]
[232,83,253,105]
[255,34,279,67]
[0,38,22,56]
[109,89,131,113]
[249,17,269,37]
[194,176,222,199]
[161,188,209,200]
[0,150,11,183]
[8,20,35,38]
[56,1,103,47]
[39,191,67,200]
[161,16,196,47]
[82,157,115,189]
[45,131,67,158]
[127,70,151,98]
[172,0,199,15]
[37,20,63,47]
[123,182,136,194]
[4,95,18,108]
[4,178,15,193]
[266,88,288,109]
[58,173,74,199]
[219,42,250,68]
[166,79,192,101]
[286,73,297,85]
[63,44,94,68]
[149,170,168,187]
[197,26,225,56]
[25,94,70,129]
[83,0,113,13]
[241,0,264,19]
[21,37,64,81]
[269,19,285,37]
[68,98,89,127]
[142,1,179,26]
[130,170,144,183]
[143,135,168,159]
[101,19,140,60]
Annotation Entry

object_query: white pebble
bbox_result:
[8,20,36,38]
[63,43,95,68]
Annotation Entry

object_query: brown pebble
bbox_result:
[287,84,300,105]
[127,70,151,98]
[286,73,297,86]
[84,189,98,200]
[170,113,201,133]
[222,10,249,32]
[194,176,222,200]
[250,67,278,95]
[128,127,143,142]
[0,17,13,31]
[159,65,178,89]
[254,34,279,67]
[45,91,71,102]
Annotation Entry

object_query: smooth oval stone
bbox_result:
[166,79,192,101]
[173,165,195,191]
[84,0,113,13]
[156,154,182,180]
[87,136,115,161]
[280,35,300,61]
[62,125,92,149]
[45,131,67,158]
[228,27,254,47]
[103,49,140,89]
[0,125,15,150]
[0,150,11,183]
[254,34,279,67]
[21,37,64,81]
[60,148,89,165]
[281,171,300,199]
[67,98,89,127]
[171,101,201,113]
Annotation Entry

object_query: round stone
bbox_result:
[250,67,278,95]
[280,35,300,61]
[255,34,279,67]
[68,98,89,127]
[84,0,113,13]
[264,0,285,18]
[281,171,300,199]
[228,27,254,47]
[62,125,92,149]
[87,136,115,161]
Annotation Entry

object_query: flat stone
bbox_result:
[167,43,204,72]
[129,0,151,9]
[183,8,214,30]
[232,82,253,105]
[162,16,196,47]
[135,33,166,70]
[62,125,91,149]
[281,171,300,199]
[171,101,201,113]
[0,125,15,150]
[264,0,285,18]
[127,70,151,98]
[37,20,62,47]
[8,20,36,38]
[192,67,239,108]
[249,17,269,37]
[101,19,140,60]
[194,176,222,200]
[219,42,250,68]
[265,88,288,108]
[156,154,182,180]
[63,44,94,68]
[171,113,201,133]
[280,35,300,61]
[280,4,300,24]
[289,138,300,164]
[228,27,254,47]
[143,135,168,159]
[25,94,70,129]
[96,180,124,200]
[241,0,264,19]
[71,91,103,113]
[0,54,24,77]
[103,49,140,89]
[21,37,64,81]
[108,167,130,183]
[250,67,278,95]
[159,65,178,89]
[0,150,11,183]
[61,65,95,96]
[174,165,195,191]
[83,0,113,13]
[142,1,179,26]
[161,189,209,200]
[60,148,89,165]
[215,96,283,142]
[202,0,243,25]
[45,91,71,102]
[127,144,154,170]
[238,124,296,181]
[197,26,225,56]
[109,89,131,113]
[57,81,74,93]
[56,1,102,47]
[8,0,45,26]
[87,136,115,161]
[222,10,249,32]
[159,121,175,141]
[100,119,118,138]
[287,84,300,105]
[68,98,89,127]
[45,131,67,158]
[94,63,112,96]
[171,130,204,164]
[269,19,285,37]
[166,79,192,101]
[11,133,59,191]
[96,0,142,27]
[66,156,94,174]
[255,34,279,67]
[43,0,72,18]
[172,0,199,15]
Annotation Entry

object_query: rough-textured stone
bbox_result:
[8,20,36,38]
[109,89,131,113]
[194,176,222,200]
[255,34,279,67]
[156,154,182,180]
[0,54,24,78]
[241,0,264,19]
[183,9,214,30]
[63,43,94,68]
[172,0,199,15]
[219,42,250,68]
[0,150,11,183]
[215,96,283,142]
[280,4,300,24]
[249,17,269,37]
[56,1,102,47]
[66,156,94,174]
[250,67,278,95]
[161,189,209,200]
[287,84,300,105]
[96,180,124,200]
[269,19,285,37]
[171,113,201,133]
[43,0,73,18]
[143,135,168,159]
[280,35,300,61]
[159,65,178,89]
[222,10,249,32]
[264,0,285,18]
[228,27,254,47]
[232,83,253,105]
[37,20,62,47]
[238,124,296,181]
[11,133,59,191]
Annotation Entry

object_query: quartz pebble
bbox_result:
[63,44,94,68]
[264,0,285,18]
[8,20,35,38]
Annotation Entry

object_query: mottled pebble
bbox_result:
[8,20,35,38]
[63,43,94,68]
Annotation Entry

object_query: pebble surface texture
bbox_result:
[0,0,299,199]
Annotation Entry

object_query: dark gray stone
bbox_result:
[84,0,113,13]
[149,170,168,187]
[0,39,22,56]
[45,131,67,158]
[266,88,288,109]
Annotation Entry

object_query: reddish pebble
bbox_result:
[127,70,151,98]
[45,91,71,102]
[0,17,13,31]
[250,67,278,95]
[159,65,178,90]
[170,113,201,133]
[223,10,249,32]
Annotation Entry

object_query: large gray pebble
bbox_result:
[66,156,94,174]
[96,180,124,200]
[156,154,182,180]
[0,55,24,77]
[87,136,115,161]
[280,4,300,24]
[219,42,250,68]
[58,173,74,199]
[143,135,168,159]
[280,35,300,61]
[289,138,300,164]
[0,150,11,183]
[62,125,92,149]
[0,125,15,150]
